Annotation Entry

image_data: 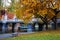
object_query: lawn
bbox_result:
[1,30,60,40]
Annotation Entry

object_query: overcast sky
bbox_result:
[2,0,11,7]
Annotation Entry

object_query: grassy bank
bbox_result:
[1,30,60,40]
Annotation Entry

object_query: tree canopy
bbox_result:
[2,0,60,23]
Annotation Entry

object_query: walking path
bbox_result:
[0,32,34,39]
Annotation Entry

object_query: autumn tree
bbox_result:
[20,0,60,30]
[7,0,60,30]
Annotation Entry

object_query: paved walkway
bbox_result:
[0,32,34,39]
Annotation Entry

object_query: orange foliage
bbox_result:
[8,0,60,23]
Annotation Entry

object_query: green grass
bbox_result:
[1,30,60,40]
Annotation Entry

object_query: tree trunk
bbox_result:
[54,18,57,30]
[45,22,48,30]
[52,16,57,30]
[12,23,16,33]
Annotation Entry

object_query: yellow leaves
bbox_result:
[22,13,33,23]
[52,4,59,9]
[23,10,33,19]
[16,4,26,19]
[20,0,37,7]
[15,0,60,23]
[16,6,33,23]
[47,13,55,19]
[57,12,60,18]
[16,8,24,19]
[22,1,28,5]
[46,9,55,20]
[22,9,33,23]
[31,3,36,8]
[38,8,47,16]
[25,9,34,14]
[52,0,60,9]
[20,0,29,5]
